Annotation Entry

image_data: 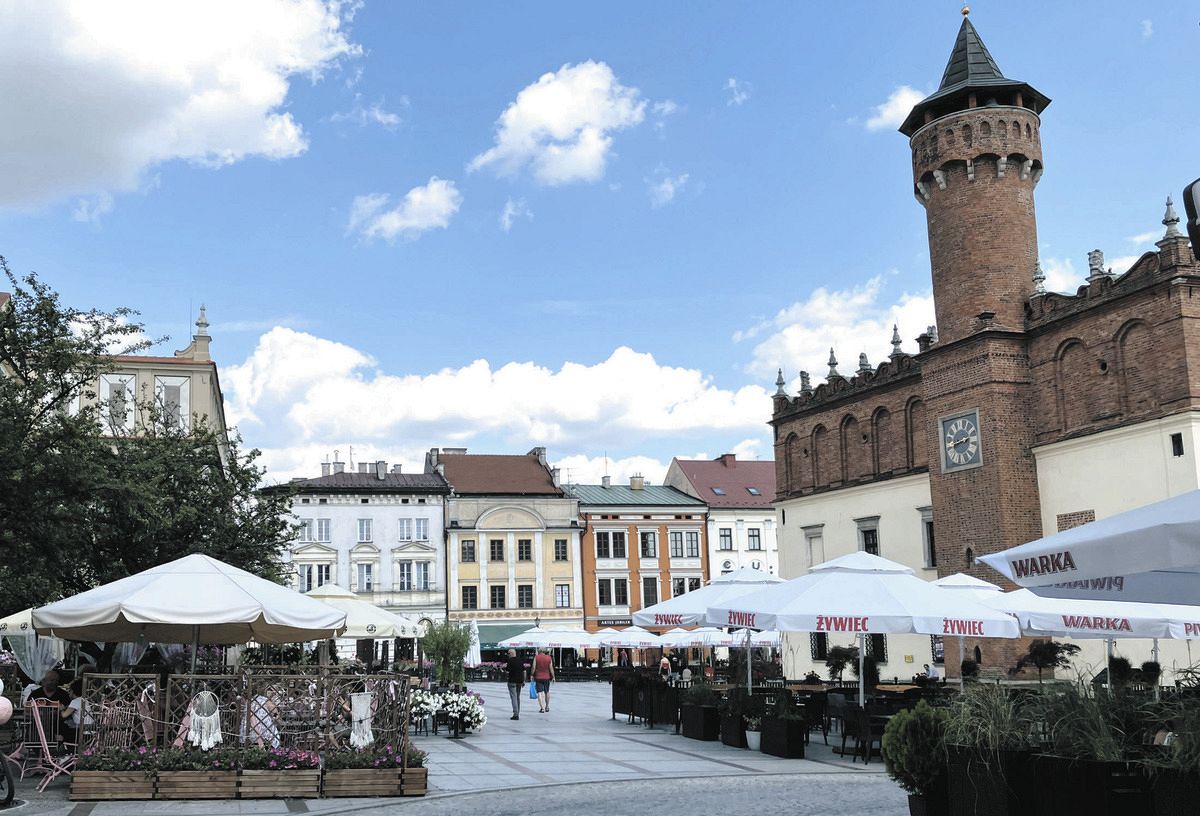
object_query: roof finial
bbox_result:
[195,304,210,337]
[800,371,812,395]
[857,352,871,374]
[774,368,787,397]
[961,5,970,16]
[1163,195,1183,240]
[890,324,903,358]
[1087,249,1106,281]
[827,348,839,378]
[1032,260,1046,295]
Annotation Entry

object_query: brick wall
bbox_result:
[1056,510,1096,532]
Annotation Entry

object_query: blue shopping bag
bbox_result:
[528,680,537,699]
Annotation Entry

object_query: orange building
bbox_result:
[569,476,708,632]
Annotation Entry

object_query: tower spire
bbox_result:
[889,324,903,358]
[1163,196,1183,239]
[827,348,839,379]
[1032,260,1046,296]
[774,368,787,396]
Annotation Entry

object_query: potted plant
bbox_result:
[71,747,156,800]
[826,645,857,683]
[943,684,1037,816]
[720,688,747,748]
[882,700,949,816]
[238,747,321,799]
[402,746,428,796]
[744,716,762,751]
[152,746,239,799]
[761,690,807,759]
[1139,661,1162,689]
[959,659,979,681]
[322,745,406,796]
[1010,639,1080,685]
[440,689,487,733]
[679,682,720,741]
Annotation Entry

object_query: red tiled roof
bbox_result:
[439,453,563,496]
[0,291,10,306]
[673,454,776,508]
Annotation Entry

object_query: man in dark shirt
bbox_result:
[27,670,72,708]
[505,649,527,720]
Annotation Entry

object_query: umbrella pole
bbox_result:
[959,636,966,691]
[745,628,753,691]
[858,632,865,707]
[190,626,199,674]
[1105,638,1114,696]
[1153,638,1161,701]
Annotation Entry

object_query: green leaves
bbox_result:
[881,700,949,796]
[420,621,473,686]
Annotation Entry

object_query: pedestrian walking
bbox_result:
[505,648,526,720]
[532,648,555,713]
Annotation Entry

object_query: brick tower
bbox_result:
[902,13,1051,671]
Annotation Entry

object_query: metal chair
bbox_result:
[22,699,74,791]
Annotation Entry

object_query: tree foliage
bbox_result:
[0,261,294,615]
[1011,638,1081,683]
[421,620,473,686]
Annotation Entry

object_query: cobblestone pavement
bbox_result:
[5,680,906,815]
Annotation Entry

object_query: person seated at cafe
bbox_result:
[924,663,941,681]
[61,678,84,744]
[28,669,72,708]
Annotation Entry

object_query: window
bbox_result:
[490,539,504,561]
[866,633,888,663]
[1172,432,1186,457]
[614,579,628,606]
[810,632,829,661]
[920,507,937,568]
[597,580,612,606]
[642,577,658,607]
[357,519,373,542]
[555,584,571,608]
[299,563,331,592]
[490,586,506,609]
[518,584,533,608]
[856,516,880,556]
[99,373,136,432]
[415,518,429,540]
[718,528,733,550]
[316,518,330,542]
[748,529,762,551]
[356,562,373,592]
[803,525,825,569]
[297,519,314,542]
[669,532,684,558]
[398,518,412,541]
[711,487,725,496]
[640,531,657,558]
[396,561,412,591]
[672,578,685,597]
[462,586,478,609]
[414,561,429,590]
[746,487,761,496]
[154,375,190,430]
[554,539,569,561]
[612,531,627,558]
[317,563,330,587]
[688,577,701,592]
[686,532,700,557]
[596,531,611,559]
[461,540,476,562]
[518,539,532,561]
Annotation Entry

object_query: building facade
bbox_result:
[771,15,1200,681]
[665,454,779,579]
[279,459,451,629]
[429,447,586,652]
[570,476,708,631]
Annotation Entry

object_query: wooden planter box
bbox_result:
[1033,756,1151,816]
[680,705,719,741]
[947,748,1035,816]
[322,768,403,797]
[720,714,746,748]
[70,771,155,800]
[1151,770,1200,816]
[155,770,238,799]
[761,716,807,758]
[402,766,428,796]
[239,769,321,799]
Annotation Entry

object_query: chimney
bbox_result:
[358,462,369,474]
[375,460,387,480]
[320,462,330,477]
[602,475,612,489]
[551,467,561,487]
[528,446,547,465]
[391,464,403,474]
[719,453,737,468]
[332,460,345,474]
[629,473,645,490]
[443,447,468,455]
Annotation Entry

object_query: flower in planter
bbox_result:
[745,717,761,732]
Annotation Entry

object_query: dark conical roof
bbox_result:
[899,17,1049,136]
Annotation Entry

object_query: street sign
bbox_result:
[1185,178,1200,262]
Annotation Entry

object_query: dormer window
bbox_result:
[746,487,761,496]
[711,487,725,496]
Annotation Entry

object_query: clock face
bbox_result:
[941,410,982,472]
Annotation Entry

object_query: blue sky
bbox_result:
[1,2,1194,484]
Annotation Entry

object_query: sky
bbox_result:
[1,1,1195,486]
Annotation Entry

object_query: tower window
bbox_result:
[1171,433,1185,457]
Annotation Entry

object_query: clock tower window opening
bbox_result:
[919,506,936,568]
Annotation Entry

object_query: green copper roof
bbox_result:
[568,483,706,507]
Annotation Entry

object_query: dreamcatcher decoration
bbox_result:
[186,689,223,750]
[349,691,375,748]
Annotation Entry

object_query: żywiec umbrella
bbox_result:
[932,573,1005,687]
[631,567,782,628]
[33,554,347,650]
[305,584,424,639]
[497,627,595,649]
[978,490,1200,604]
[595,626,662,649]
[706,552,1021,704]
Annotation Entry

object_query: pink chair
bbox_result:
[20,700,74,792]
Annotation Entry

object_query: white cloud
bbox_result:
[651,99,679,134]
[500,197,533,232]
[224,329,772,481]
[328,94,406,128]
[1040,257,1085,293]
[346,177,462,242]
[1108,255,1142,275]
[468,61,646,186]
[0,0,358,211]
[1141,19,1153,39]
[553,454,672,486]
[865,85,924,131]
[736,274,935,383]
[647,169,689,208]
[1127,230,1158,246]
[724,78,751,106]
[71,192,114,223]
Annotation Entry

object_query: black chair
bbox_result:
[854,703,888,764]
[802,692,828,745]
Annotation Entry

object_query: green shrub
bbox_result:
[882,701,949,796]
[681,681,721,707]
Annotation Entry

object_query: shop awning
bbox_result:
[476,622,535,649]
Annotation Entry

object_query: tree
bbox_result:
[421,620,473,686]
[826,645,858,683]
[1011,639,1081,684]
[0,262,293,616]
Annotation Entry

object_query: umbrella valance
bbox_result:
[33,554,346,645]
[497,627,594,649]
[983,589,1200,640]
[304,584,424,639]
[595,626,662,648]
[631,567,782,628]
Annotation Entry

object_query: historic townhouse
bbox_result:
[665,454,778,579]
[429,448,585,653]
[771,15,1200,681]
[569,476,708,631]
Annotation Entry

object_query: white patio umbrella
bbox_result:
[750,630,783,647]
[631,567,783,628]
[497,627,595,649]
[0,608,65,683]
[706,552,1021,704]
[660,627,736,648]
[465,620,482,668]
[978,490,1200,604]
[932,573,1006,687]
[305,584,424,639]
[597,626,662,649]
[33,554,347,671]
